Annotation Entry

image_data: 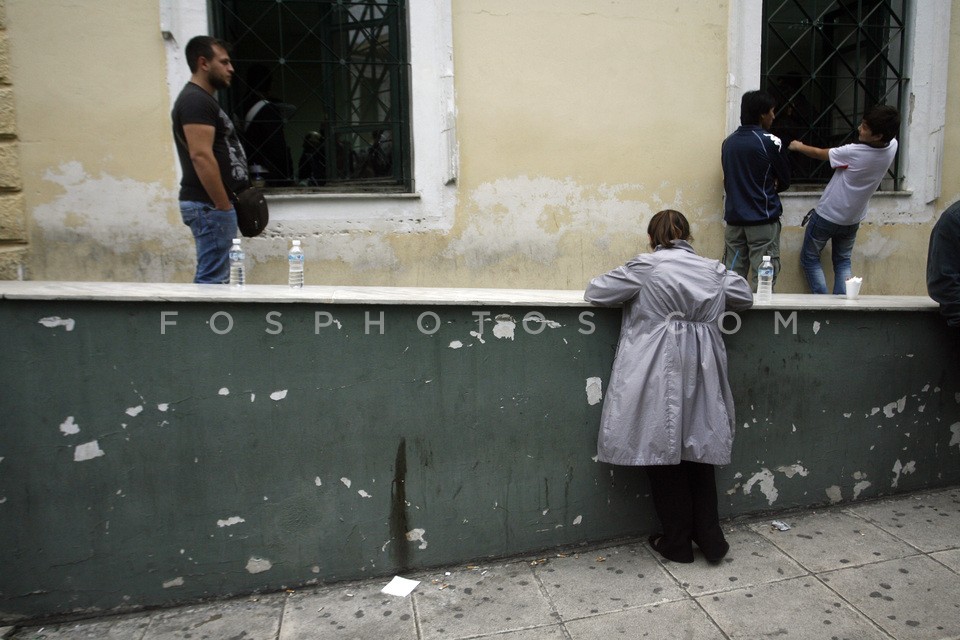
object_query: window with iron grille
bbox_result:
[209,0,411,193]
[761,0,907,190]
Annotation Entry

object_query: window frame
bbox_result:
[161,0,458,233]
[727,0,950,222]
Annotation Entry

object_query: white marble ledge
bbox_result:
[0,281,940,311]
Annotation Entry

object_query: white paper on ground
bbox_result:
[381,576,420,597]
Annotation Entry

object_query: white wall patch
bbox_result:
[585,377,603,406]
[162,577,184,589]
[742,468,779,505]
[217,516,246,528]
[38,316,75,331]
[949,422,960,448]
[157,403,169,412]
[775,463,809,479]
[270,390,288,401]
[314,477,323,487]
[74,440,105,462]
[59,416,80,436]
[825,485,843,504]
[246,557,273,574]
[405,528,428,549]
[358,490,372,498]
[883,396,907,418]
[852,480,872,500]
[572,515,583,525]
[341,477,352,488]
[125,405,143,417]
[219,387,230,395]
[492,315,516,340]
[891,459,918,488]
[812,321,821,335]
[449,340,463,349]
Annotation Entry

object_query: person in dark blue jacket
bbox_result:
[721,91,791,289]
[927,201,960,327]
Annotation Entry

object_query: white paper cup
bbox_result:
[845,278,862,299]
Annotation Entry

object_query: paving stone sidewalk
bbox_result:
[7,486,960,640]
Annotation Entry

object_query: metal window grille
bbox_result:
[210,0,411,192]
[762,0,907,190]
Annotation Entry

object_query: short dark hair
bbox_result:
[648,209,691,250]
[863,105,900,143]
[185,36,231,74]
[740,90,776,126]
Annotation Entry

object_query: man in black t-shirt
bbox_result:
[172,36,249,283]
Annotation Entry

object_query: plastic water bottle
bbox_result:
[229,238,245,287]
[288,239,304,288]
[756,255,774,302]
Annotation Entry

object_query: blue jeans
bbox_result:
[800,209,858,294]
[180,201,238,284]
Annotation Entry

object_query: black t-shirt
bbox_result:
[172,82,249,203]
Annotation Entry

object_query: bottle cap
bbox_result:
[762,255,770,261]
[292,240,300,246]
[232,238,241,245]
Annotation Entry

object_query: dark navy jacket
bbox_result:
[721,125,791,225]
[927,200,960,327]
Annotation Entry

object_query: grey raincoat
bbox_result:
[585,240,753,466]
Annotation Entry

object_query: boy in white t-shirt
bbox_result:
[789,105,900,294]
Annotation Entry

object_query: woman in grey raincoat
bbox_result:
[585,209,753,563]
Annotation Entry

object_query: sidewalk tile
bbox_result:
[848,488,960,552]
[565,600,726,640]
[655,527,807,596]
[534,543,685,618]
[11,614,151,640]
[698,576,891,640]
[930,548,960,573]
[751,509,915,572]
[819,555,960,640]
[414,564,555,640]
[141,594,284,640]
[279,583,417,640]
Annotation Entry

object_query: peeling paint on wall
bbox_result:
[245,557,272,574]
[775,463,809,479]
[446,177,662,267]
[883,396,907,418]
[743,468,779,505]
[891,459,916,488]
[38,316,75,331]
[270,390,288,401]
[825,485,843,503]
[216,517,245,528]
[492,315,516,340]
[59,416,80,435]
[405,528,427,550]
[585,377,603,406]
[162,577,184,589]
[74,440,104,462]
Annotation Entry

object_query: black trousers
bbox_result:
[645,461,727,563]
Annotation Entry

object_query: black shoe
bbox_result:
[648,534,695,563]
[702,539,730,565]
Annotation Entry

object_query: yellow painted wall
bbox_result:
[6,0,187,281]
[4,0,958,294]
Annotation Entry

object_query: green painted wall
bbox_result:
[1,299,958,622]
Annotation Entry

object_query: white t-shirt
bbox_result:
[816,139,898,225]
